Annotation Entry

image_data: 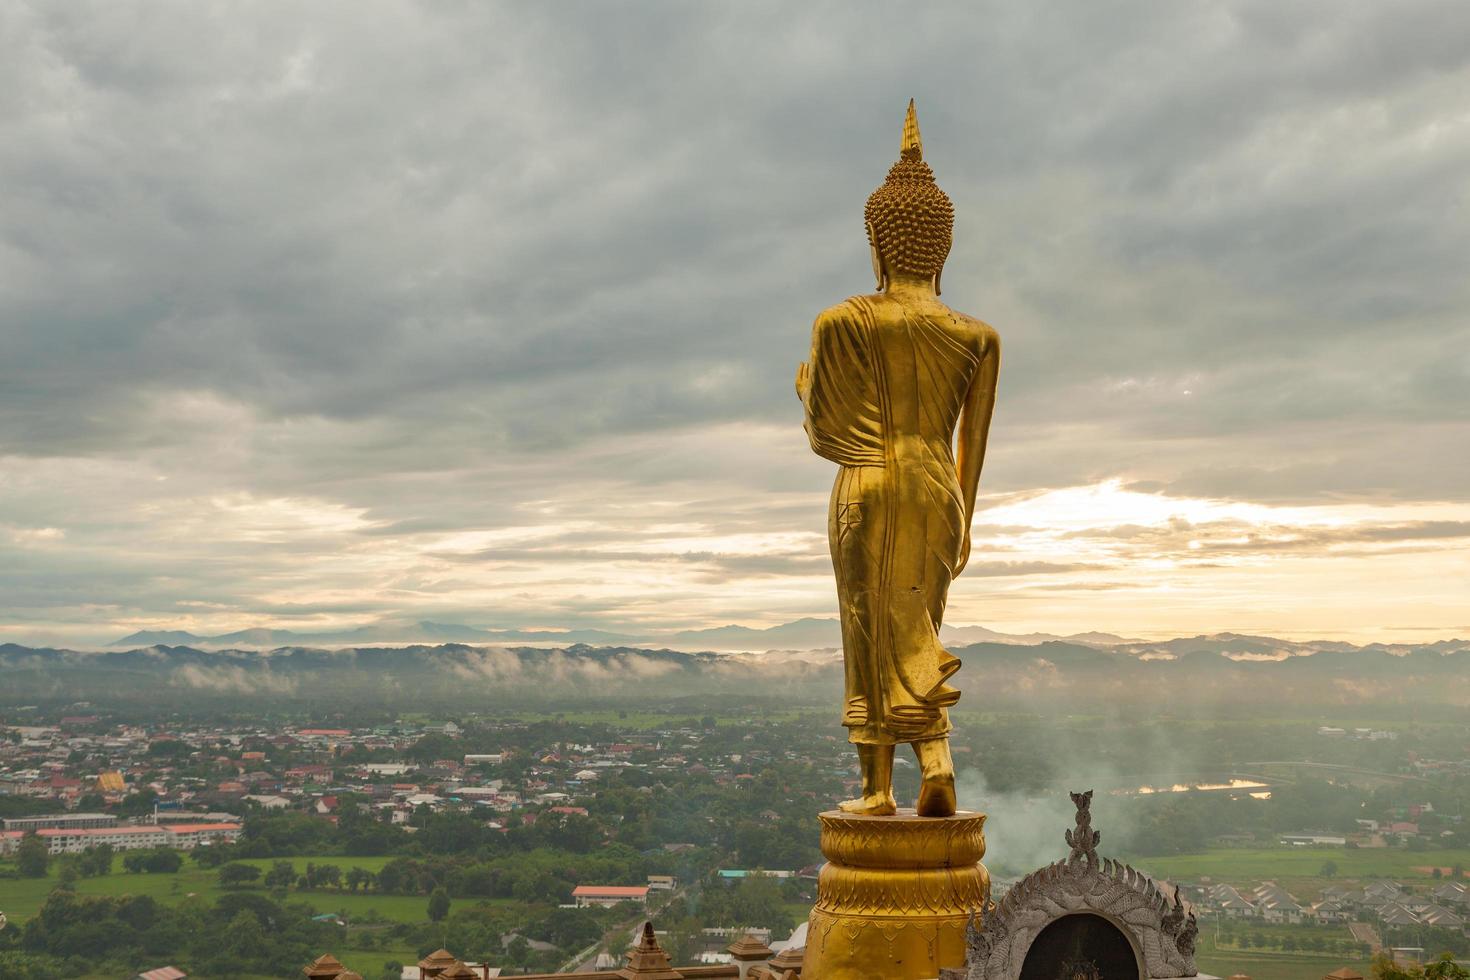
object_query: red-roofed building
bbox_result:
[285,764,334,781]
[572,885,649,908]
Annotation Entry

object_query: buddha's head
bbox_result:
[865,100,954,294]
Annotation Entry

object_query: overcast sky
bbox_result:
[2,1,1468,647]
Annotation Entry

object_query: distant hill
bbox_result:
[110,618,1138,652]
[111,620,647,649]
[13,631,1469,713]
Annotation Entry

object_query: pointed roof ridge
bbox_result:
[304,953,346,979]
[727,932,773,959]
[616,922,684,980]
[419,948,459,969]
[769,945,805,969]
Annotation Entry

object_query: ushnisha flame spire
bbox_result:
[901,98,923,161]
[865,99,954,277]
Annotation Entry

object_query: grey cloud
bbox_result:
[1062,518,1470,556]
[2,0,1468,639]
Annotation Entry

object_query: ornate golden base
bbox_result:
[801,808,988,980]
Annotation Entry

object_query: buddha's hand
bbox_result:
[795,361,811,400]
[955,533,971,576]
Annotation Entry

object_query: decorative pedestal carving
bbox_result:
[801,808,989,980]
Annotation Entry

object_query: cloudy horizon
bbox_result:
[3,1,1468,648]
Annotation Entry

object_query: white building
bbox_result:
[3,825,168,855]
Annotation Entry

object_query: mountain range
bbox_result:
[2,629,1465,713]
[109,618,1137,652]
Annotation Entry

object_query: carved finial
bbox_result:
[965,905,983,948]
[900,98,923,161]
[1065,789,1101,870]
[1178,909,1199,962]
[1162,890,1186,936]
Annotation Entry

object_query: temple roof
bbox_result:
[303,954,345,979]
[617,922,685,980]
[420,949,458,969]
[768,947,804,970]
[440,962,480,980]
[726,933,773,960]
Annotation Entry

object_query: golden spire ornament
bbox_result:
[901,97,923,159]
[795,100,1002,980]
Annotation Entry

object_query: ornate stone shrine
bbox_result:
[940,792,1201,980]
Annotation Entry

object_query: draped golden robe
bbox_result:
[802,293,987,745]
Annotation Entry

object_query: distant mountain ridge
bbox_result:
[110,617,1139,652]
[112,620,648,650]
[4,632,1468,711]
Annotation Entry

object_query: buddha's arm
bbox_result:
[955,330,1001,574]
[795,310,826,404]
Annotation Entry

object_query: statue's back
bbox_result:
[806,292,991,467]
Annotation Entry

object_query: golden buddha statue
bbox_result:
[797,100,1001,819]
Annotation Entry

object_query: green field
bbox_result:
[1195,930,1370,980]
[0,854,512,927]
[1131,845,1470,903]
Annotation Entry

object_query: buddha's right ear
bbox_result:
[866,220,888,292]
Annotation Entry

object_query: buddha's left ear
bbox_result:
[866,220,888,292]
[933,268,943,296]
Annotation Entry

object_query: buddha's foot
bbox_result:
[915,773,957,817]
[838,793,897,816]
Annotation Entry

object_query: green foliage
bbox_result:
[427,886,450,922]
[696,873,801,935]
[217,862,263,887]
[405,732,462,764]
[77,844,113,877]
[241,811,336,855]
[0,797,64,820]
[0,952,65,980]
[264,859,297,890]
[123,847,183,874]
[191,843,235,868]
[116,788,160,818]
[1374,952,1470,980]
[16,834,48,878]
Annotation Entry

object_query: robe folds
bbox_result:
[802,294,985,745]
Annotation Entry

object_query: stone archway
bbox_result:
[1017,913,1142,980]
